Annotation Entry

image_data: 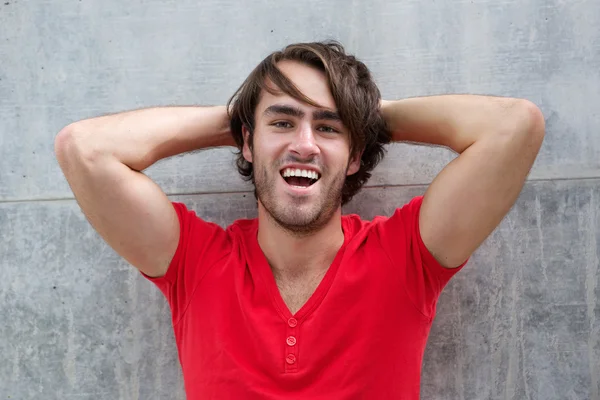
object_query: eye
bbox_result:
[318,125,339,133]
[272,121,292,129]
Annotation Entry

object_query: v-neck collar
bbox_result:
[247,218,351,323]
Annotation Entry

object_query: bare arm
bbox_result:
[54,106,233,277]
[381,95,545,268]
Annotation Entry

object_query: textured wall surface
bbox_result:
[1,0,599,399]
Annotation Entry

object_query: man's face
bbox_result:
[242,60,360,234]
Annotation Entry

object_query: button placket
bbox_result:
[286,336,296,346]
[285,318,299,372]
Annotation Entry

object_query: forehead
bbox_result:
[256,60,338,117]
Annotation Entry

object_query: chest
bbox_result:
[176,257,429,398]
[274,270,327,315]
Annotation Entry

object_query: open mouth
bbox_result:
[281,167,320,188]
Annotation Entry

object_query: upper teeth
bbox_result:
[282,168,320,180]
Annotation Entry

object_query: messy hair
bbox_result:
[227,40,391,205]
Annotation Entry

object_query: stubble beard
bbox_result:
[254,162,346,236]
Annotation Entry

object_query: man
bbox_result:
[54,41,545,399]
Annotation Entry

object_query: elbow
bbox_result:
[499,100,545,162]
[54,122,101,166]
[519,99,546,144]
[497,99,545,151]
[54,123,77,165]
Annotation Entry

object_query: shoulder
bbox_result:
[173,201,257,233]
[228,217,258,235]
[342,196,424,235]
[171,202,260,257]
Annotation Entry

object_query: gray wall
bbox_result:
[1,0,598,399]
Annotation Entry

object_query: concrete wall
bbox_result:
[1,0,598,398]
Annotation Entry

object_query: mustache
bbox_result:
[276,157,322,170]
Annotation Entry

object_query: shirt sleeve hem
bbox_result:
[138,202,186,285]
[415,198,469,275]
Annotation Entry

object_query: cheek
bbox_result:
[256,136,285,163]
[324,144,352,168]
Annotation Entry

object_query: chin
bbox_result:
[266,198,339,235]
[255,172,344,233]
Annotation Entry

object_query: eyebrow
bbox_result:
[263,104,342,122]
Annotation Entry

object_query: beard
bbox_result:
[253,159,347,236]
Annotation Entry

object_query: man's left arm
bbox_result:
[381,95,545,269]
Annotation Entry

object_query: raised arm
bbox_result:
[54,106,233,277]
[381,95,545,268]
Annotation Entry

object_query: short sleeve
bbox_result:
[141,201,231,324]
[374,196,467,320]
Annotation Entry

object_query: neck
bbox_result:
[257,204,345,279]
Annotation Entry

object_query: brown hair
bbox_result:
[226,40,391,205]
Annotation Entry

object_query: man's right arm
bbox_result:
[54,106,233,278]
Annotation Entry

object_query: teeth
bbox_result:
[281,168,320,180]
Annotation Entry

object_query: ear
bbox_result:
[346,151,362,176]
[242,125,253,163]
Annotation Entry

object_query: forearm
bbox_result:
[56,106,233,171]
[381,95,537,153]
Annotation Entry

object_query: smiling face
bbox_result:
[242,60,361,234]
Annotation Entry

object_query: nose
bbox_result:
[290,122,319,159]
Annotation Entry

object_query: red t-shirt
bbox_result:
[143,196,466,399]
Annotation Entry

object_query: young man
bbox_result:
[54,42,545,399]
